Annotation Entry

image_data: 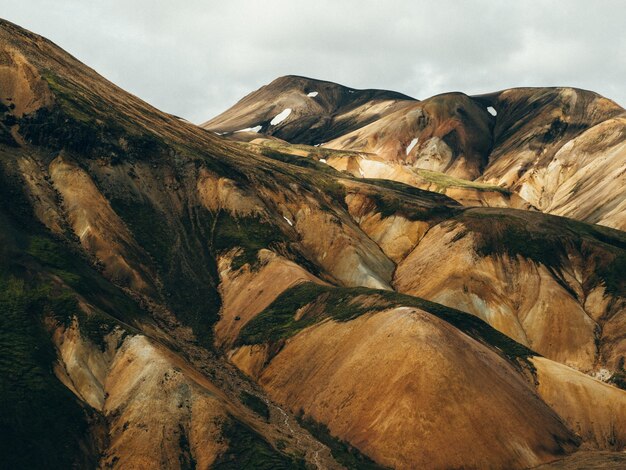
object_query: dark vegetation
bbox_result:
[240,391,270,421]
[254,146,348,209]
[109,197,222,347]
[213,212,286,271]
[353,178,461,221]
[455,208,626,296]
[0,273,93,470]
[0,161,143,468]
[213,418,306,469]
[297,414,387,470]
[611,357,626,391]
[25,235,135,349]
[17,73,166,162]
[0,100,18,146]
[237,282,536,366]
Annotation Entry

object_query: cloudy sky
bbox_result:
[3,1,625,123]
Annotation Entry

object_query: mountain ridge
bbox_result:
[207,75,626,230]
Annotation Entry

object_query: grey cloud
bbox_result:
[2,0,626,123]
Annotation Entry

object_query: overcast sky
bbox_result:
[3,1,625,123]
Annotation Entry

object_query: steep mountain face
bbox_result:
[212,79,626,231]
[201,75,416,145]
[3,18,626,470]
[478,87,626,228]
[325,92,494,180]
[393,208,626,372]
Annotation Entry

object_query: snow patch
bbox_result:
[307,91,319,97]
[406,138,419,155]
[487,106,497,117]
[319,159,327,163]
[234,125,262,133]
[270,108,292,125]
[283,215,293,226]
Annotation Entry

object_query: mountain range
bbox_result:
[1,18,626,469]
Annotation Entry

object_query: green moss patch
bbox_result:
[455,208,626,296]
[237,282,535,365]
[18,72,166,162]
[213,212,286,271]
[24,235,144,340]
[415,168,511,194]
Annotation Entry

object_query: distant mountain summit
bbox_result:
[208,77,626,230]
[201,75,416,144]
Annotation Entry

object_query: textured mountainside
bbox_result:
[209,79,626,231]
[2,18,626,470]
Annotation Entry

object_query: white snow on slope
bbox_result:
[307,91,319,97]
[270,108,292,125]
[235,125,262,133]
[487,106,497,116]
[283,215,293,226]
[319,159,327,163]
[406,138,419,155]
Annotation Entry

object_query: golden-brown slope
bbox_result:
[394,208,626,373]
[531,357,626,450]
[234,306,577,469]
[4,16,626,470]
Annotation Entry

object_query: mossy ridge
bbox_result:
[24,234,143,348]
[344,177,460,221]
[213,418,306,469]
[254,143,460,218]
[0,160,145,342]
[16,72,166,163]
[297,414,387,470]
[213,211,287,271]
[18,105,166,163]
[455,208,626,296]
[256,139,368,161]
[251,145,349,209]
[237,282,536,364]
[415,168,511,194]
